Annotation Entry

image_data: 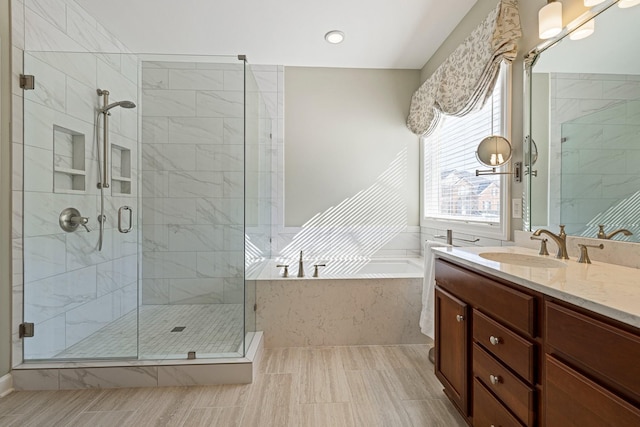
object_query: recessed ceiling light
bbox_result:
[325,30,345,44]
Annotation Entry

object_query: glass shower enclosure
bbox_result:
[21,51,272,361]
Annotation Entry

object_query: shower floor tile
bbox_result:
[55,304,244,360]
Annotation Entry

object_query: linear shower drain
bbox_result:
[171,326,186,332]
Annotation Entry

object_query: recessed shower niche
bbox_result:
[53,125,86,193]
[111,144,131,194]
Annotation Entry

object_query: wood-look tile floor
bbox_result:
[0,344,467,427]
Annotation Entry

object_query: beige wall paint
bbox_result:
[284,67,420,227]
[420,0,590,235]
[1,0,12,377]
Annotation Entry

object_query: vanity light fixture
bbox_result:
[325,30,345,44]
[539,0,563,39]
[584,0,606,6]
[618,0,640,8]
[569,18,595,40]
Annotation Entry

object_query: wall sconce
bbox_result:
[539,0,563,39]
[619,0,640,7]
[569,18,595,40]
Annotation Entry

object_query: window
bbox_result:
[422,64,510,240]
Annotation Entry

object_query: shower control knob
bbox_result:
[59,207,90,233]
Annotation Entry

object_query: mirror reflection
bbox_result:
[476,135,512,167]
[526,2,640,242]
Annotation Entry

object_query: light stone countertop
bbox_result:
[432,246,640,329]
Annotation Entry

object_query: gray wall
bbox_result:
[420,0,592,236]
[1,0,11,377]
[284,67,420,227]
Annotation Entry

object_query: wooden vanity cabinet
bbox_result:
[434,287,470,416]
[435,259,540,426]
[434,257,640,427]
[543,299,640,427]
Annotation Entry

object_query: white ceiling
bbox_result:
[78,0,477,69]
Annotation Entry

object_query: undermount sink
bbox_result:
[479,252,567,268]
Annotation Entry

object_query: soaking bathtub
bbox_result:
[252,257,429,348]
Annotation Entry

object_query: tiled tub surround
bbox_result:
[255,257,428,348]
[433,245,640,328]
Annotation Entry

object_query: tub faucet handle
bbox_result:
[276,264,289,277]
[313,264,326,277]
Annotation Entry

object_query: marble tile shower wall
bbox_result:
[11,0,139,362]
[549,73,640,234]
[245,65,281,273]
[140,61,247,305]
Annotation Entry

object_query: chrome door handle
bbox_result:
[118,206,133,233]
[456,315,464,322]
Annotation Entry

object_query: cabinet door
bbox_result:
[435,286,469,416]
[545,355,640,427]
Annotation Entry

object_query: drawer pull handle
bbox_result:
[489,374,502,385]
[489,336,501,345]
[456,314,464,322]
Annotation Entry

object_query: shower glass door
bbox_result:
[22,51,271,362]
[22,51,140,360]
[138,54,249,359]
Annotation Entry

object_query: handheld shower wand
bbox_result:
[95,89,136,251]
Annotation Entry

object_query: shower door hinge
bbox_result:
[20,74,35,90]
[19,322,35,338]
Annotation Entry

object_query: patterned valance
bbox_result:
[407,0,522,136]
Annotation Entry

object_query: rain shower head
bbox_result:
[101,100,136,113]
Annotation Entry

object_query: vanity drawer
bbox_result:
[473,343,535,426]
[473,378,524,427]
[473,310,536,383]
[435,259,536,336]
[545,355,640,427]
[545,301,640,403]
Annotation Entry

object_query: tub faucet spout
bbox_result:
[298,251,304,277]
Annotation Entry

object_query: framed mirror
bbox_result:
[476,135,512,167]
[524,0,640,242]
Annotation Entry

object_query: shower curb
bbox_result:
[10,332,263,391]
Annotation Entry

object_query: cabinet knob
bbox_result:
[489,374,502,385]
[489,335,501,345]
[456,314,464,322]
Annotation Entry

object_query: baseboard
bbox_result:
[0,373,13,397]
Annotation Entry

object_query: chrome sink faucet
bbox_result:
[298,250,305,277]
[532,225,569,260]
[597,225,633,240]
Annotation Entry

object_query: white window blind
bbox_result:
[423,66,507,227]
